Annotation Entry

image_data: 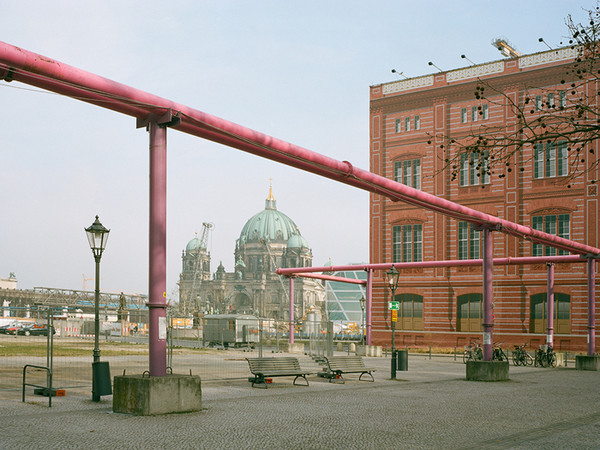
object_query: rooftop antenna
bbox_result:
[391,69,409,79]
[492,38,520,58]
[428,61,443,72]
[461,54,476,66]
[538,37,553,50]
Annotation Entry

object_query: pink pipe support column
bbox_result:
[148,122,167,376]
[289,277,295,345]
[546,263,555,348]
[366,269,373,346]
[482,228,494,361]
[588,258,596,356]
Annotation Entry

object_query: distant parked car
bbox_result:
[17,323,54,336]
[0,322,23,335]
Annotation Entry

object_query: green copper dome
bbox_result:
[287,233,309,249]
[186,234,204,251]
[238,187,304,245]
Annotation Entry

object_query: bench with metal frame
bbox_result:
[246,357,312,388]
[324,355,376,383]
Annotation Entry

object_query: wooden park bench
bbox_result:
[324,355,376,383]
[246,357,312,388]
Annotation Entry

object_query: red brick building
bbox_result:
[369,47,599,352]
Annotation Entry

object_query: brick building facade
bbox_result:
[369,47,598,352]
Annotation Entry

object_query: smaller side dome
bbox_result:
[186,234,204,252]
[287,233,309,249]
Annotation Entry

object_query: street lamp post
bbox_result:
[359,296,366,346]
[384,266,400,380]
[85,215,110,402]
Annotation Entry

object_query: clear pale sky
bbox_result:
[0,1,591,301]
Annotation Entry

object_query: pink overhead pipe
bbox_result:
[276,254,587,277]
[1,41,598,257]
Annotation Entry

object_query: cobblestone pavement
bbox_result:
[1,353,599,449]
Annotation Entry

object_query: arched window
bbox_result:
[457,294,482,332]
[530,293,570,334]
[394,294,423,330]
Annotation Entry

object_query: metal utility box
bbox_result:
[202,314,259,347]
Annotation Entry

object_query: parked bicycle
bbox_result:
[492,342,508,362]
[534,345,557,368]
[512,344,533,366]
[463,340,483,363]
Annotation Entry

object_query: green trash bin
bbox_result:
[396,350,408,371]
[92,361,112,397]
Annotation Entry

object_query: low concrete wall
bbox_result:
[113,374,202,416]
[466,360,509,381]
[356,345,383,357]
[576,355,600,371]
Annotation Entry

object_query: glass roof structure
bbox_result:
[325,269,366,324]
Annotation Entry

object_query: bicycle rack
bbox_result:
[22,364,53,407]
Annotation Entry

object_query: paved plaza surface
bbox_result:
[1,352,599,449]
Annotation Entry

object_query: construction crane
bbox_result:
[185,222,213,313]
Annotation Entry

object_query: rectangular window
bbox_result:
[532,216,543,256]
[534,143,544,179]
[397,159,421,189]
[559,90,567,108]
[547,93,554,108]
[471,106,478,122]
[403,160,412,188]
[469,225,481,259]
[545,142,556,178]
[394,160,402,183]
[532,214,570,256]
[413,224,423,262]
[558,214,570,256]
[461,108,467,123]
[557,141,568,177]
[393,224,423,263]
[405,117,410,132]
[482,104,489,119]
[535,141,568,179]
[545,215,557,256]
[469,153,479,185]
[393,226,402,263]
[460,153,468,186]
[458,222,468,259]
[460,151,490,187]
[402,225,412,262]
[458,222,481,259]
[414,115,420,130]
[535,95,542,111]
[395,119,402,133]
[413,159,421,189]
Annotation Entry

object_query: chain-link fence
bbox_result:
[1,308,366,398]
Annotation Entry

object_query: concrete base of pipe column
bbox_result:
[113,374,202,415]
[466,360,509,381]
[576,355,600,371]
